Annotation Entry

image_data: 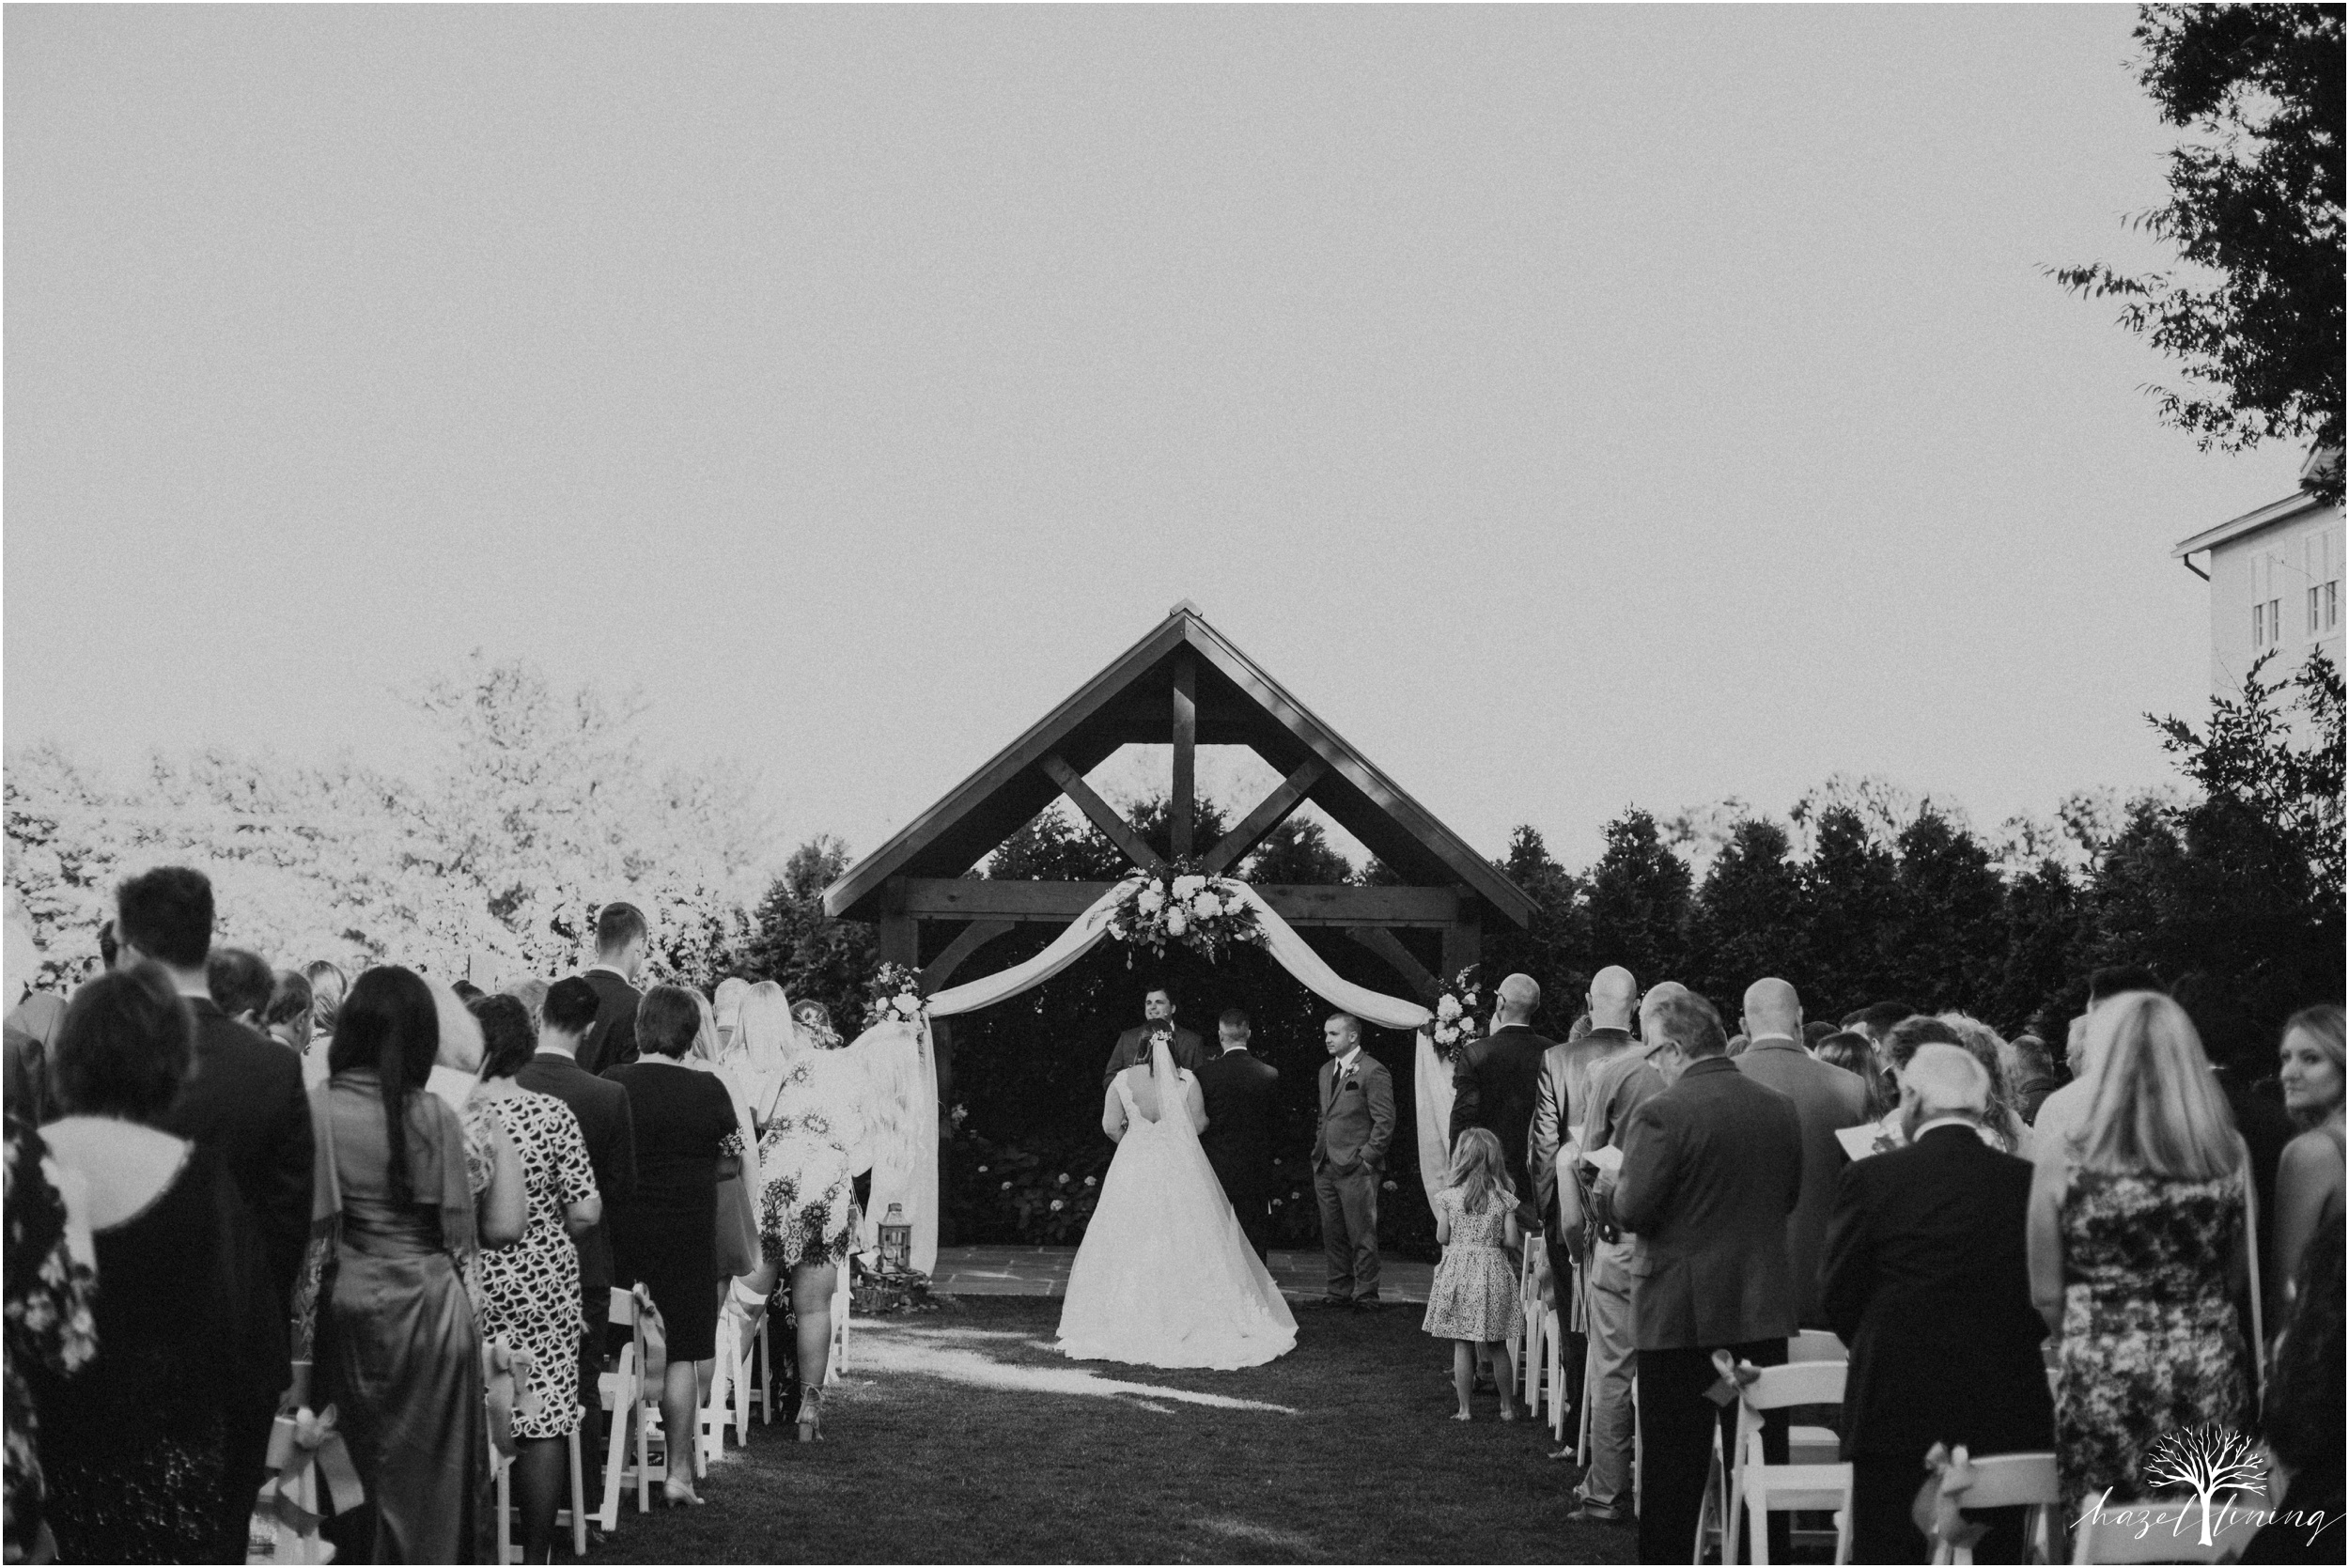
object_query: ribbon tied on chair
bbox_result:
[484,1335,544,1459]
[1703,1347,1763,1408]
[255,1403,365,1558]
[1910,1442,1992,1555]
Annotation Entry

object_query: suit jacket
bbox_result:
[1449,1024,1554,1204]
[1734,1038,1871,1327]
[578,967,642,1075]
[1102,1023,1205,1087]
[1820,1123,2053,1461]
[1195,1048,1280,1205]
[158,994,314,1387]
[1313,1051,1394,1172]
[515,1049,638,1295]
[1531,1028,1634,1215]
[1615,1056,1803,1351]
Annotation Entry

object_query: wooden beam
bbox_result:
[1347,926,1437,999]
[1440,897,1482,981]
[1171,650,1196,860]
[1038,753,1163,871]
[897,877,1460,927]
[1202,758,1327,875]
[879,877,918,967]
[920,920,1016,993]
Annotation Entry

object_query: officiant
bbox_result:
[1101,984,1205,1086]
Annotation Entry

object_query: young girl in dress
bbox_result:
[1423,1127,1525,1421]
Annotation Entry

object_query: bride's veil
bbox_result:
[1149,1029,1199,1147]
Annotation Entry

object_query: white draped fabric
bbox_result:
[855,871,1454,1278]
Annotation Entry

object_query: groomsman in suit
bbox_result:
[121,866,313,1547]
[578,900,648,1073]
[1101,984,1205,1085]
[517,976,639,1503]
[1448,972,1553,1219]
[1313,1013,1395,1309]
[1733,977,1871,1327]
[1612,986,1803,1563]
[1195,1008,1280,1259]
[1822,1045,2052,1562]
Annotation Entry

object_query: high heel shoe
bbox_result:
[795,1387,824,1443]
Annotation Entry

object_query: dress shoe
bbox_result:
[1565,1504,1630,1526]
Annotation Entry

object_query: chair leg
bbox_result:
[1576,1333,1596,1465]
[1750,1488,1771,1566]
[598,1384,627,1532]
[495,1456,514,1566]
[757,1317,772,1424]
[568,1425,586,1558]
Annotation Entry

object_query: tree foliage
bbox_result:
[2056,3,2345,500]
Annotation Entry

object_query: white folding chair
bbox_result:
[1923,1451,2060,1566]
[746,1311,774,1425]
[491,1422,587,1563]
[1726,1359,1853,1566]
[2069,1495,2259,1562]
[1543,1300,1568,1439]
[1782,1331,1846,1467]
[827,1265,852,1385]
[597,1286,665,1529]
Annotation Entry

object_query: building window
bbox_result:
[2309,530,2341,637]
[2255,600,2268,646]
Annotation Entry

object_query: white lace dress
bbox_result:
[1055,1052,1298,1371]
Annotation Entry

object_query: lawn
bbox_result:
[591,1296,1639,1564]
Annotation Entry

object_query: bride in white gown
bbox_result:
[1056,1032,1298,1370]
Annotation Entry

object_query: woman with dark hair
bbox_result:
[29,964,253,1561]
[603,985,739,1505]
[465,995,599,1562]
[290,964,518,1562]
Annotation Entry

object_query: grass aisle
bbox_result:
[596,1296,1639,1563]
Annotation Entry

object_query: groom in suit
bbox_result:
[1196,1008,1280,1260]
[1313,1013,1395,1310]
[1101,984,1205,1085]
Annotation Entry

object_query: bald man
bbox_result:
[1448,971,1553,1215]
[1734,977,1871,1327]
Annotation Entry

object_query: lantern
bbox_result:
[879,1203,912,1276]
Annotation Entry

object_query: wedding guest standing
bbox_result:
[1823,1046,2053,1562]
[1448,972,1553,1217]
[207,946,274,1028]
[2274,1003,2345,1309]
[1734,977,1869,1328]
[1102,984,1205,1085]
[2028,992,2252,1518]
[2244,1221,2344,1563]
[712,976,750,1053]
[118,866,312,1544]
[1531,967,1638,1284]
[294,965,509,1563]
[264,968,314,1056]
[1612,986,1802,1564]
[31,966,249,1563]
[515,977,636,1506]
[1195,1008,1280,1260]
[305,958,347,1051]
[749,991,871,1442]
[603,986,739,1499]
[1312,1013,1395,1311]
[1423,1128,1524,1421]
[578,901,650,1073]
[468,996,600,1564]
[1814,1031,1891,1119]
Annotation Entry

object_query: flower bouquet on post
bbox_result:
[1107,862,1265,962]
[863,962,928,1032]
[1430,968,1483,1062]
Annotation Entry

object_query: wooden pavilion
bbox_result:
[824,601,1535,1125]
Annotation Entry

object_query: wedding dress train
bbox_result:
[1055,1037,1298,1371]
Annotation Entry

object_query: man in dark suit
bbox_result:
[517,975,638,1501]
[1822,1044,2054,1562]
[1195,1007,1280,1260]
[1312,1012,1395,1309]
[1734,977,1871,1328]
[1612,986,1803,1564]
[120,866,313,1547]
[1448,971,1554,1219]
[1100,983,1205,1086]
[577,900,648,1073]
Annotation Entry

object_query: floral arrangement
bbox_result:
[863,961,928,1032]
[1106,863,1264,961]
[1430,967,1485,1061]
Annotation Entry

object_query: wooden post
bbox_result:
[879,877,918,969]
[1440,898,1481,982]
[931,1016,957,1247]
[1171,649,1196,860]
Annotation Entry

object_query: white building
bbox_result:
[2172,448,2345,703]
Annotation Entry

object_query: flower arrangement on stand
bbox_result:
[863,961,929,1032]
[1106,863,1264,961]
[1430,967,1484,1062]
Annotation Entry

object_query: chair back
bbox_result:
[1739,1359,1847,1413]
[1950,1452,2060,1511]
[608,1286,638,1327]
[1787,1329,1844,1362]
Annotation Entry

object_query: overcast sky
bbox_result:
[5,6,2312,873]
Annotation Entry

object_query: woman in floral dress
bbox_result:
[2028,993,2253,1519]
[747,991,867,1442]
[4,1060,97,1563]
[1422,1128,1523,1421]
[466,996,599,1564]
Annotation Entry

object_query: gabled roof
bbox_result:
[823,602,1535,928]
[2173,481,2341,560]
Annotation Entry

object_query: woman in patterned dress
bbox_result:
[3,1085,96,1565]
[1423,1127,1524,1421]
[466,996,599,1564]
[2028,992,2253,1520]
[742,987,867,1442]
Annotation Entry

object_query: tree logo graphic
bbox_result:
[2143,1425,2266,1546]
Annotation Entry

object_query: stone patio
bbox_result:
[930,1244,1433,1303]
